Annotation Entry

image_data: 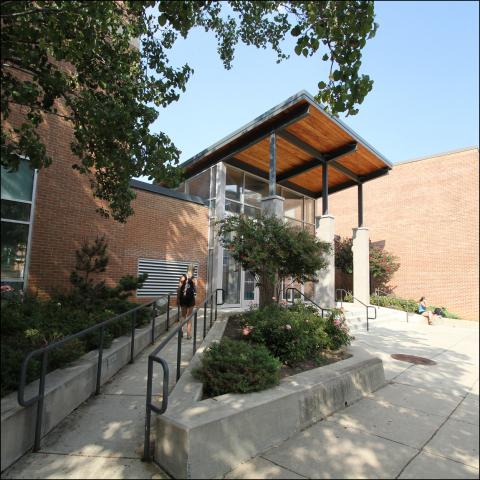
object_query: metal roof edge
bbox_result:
[130,179,208,206]
[181,89,392,171]
[395,145,479,166]
[181,90,310,170]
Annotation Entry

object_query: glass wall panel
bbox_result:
[285,217,303,230]
[225,199,241,214]
[244,271,255,300]
[244,174,268,208]
[225,168,243,201]
[244,205,261,218]
[1,222,29,279]
[222,250,240,304]
[1,162,34,202]
[1,200,31,222]
[187,169,210,199]
[284,190,303,221]
[210,165,217,199]
[304,198,315,224]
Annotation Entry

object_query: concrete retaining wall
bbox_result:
[1,311,173,472]
[154,318,386,479]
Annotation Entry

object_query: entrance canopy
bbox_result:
[182,91,392,199]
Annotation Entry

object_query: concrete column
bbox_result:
[212,163,226,300]
[352,226,370,305]
[313,215,335,308]
[261,195,284,218]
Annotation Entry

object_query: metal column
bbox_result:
[322,162,329,215]
[269,132,276,196]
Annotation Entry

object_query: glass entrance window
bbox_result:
[222,249,240,304]
[243,270,256,301]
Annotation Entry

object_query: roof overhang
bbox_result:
[181,91,392,198]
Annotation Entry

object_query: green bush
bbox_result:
[192,338,281,397]
[240,303,352,366]
[0,237,152,398]
[370,294,460,318]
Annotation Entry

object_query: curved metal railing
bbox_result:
[284,287,332,318]
[17,293,176,452]
[335,288,377,331]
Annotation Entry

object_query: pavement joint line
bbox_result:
[257,455,308,479]
[352,394,448,420]
[36,451,141,460]
[416,448,480,471]
[394,385,471,479]
[325,417,423,451]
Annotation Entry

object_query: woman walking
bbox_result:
[177,273,196,339]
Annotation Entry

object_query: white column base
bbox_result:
[313,215,335,308]
[261,195,284,218]
[352,226,370,305]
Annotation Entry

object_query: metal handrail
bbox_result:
[336,288,377,331]
[17,293,178,452]
[284,287,332,318]
[143,288,224,462]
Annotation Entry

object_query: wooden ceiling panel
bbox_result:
[286,164,352,193]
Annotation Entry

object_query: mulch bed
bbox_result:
[223,314,351,379]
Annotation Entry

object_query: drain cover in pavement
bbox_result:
[391,354,437,365]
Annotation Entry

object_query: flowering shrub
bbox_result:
[335,236,400,290]
[322,308,353,350]
[239,303,352,366]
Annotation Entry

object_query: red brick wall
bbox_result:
[6,104,209,302]
[327,147,479,320]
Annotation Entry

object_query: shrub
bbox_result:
[240,303,352,365]
[192,338,280,397]
[0,237,151,398]
[335,236,400,290]
[322,309,353,350]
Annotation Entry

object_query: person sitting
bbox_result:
[417,296,435,325]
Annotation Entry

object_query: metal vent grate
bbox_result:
[137,258,198,297]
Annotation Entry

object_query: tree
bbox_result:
[334,236,400,291]
[69,235,147,306]
[217,213,331,308]
[1,1,378,222]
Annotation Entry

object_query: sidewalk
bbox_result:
[3,316,479,479]
[2,310,210,480]
[225,319,479,479]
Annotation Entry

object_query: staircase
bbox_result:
[340,302,427,331]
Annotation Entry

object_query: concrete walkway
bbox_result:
[3,314,479,479]
[225,319,479,479]
[2,309,223,480]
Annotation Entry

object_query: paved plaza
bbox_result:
[3,316,479,479]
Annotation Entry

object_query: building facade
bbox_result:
[1,103,209,302]
[2,92,478,320]
[328,146,479,320]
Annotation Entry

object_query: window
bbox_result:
[283,189,303,221]
[1,159,36,288]
[186,169,210,199]
[244,174,268,208]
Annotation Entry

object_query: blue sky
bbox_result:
[149,1,479,166]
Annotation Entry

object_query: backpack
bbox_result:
[433,307,445,317]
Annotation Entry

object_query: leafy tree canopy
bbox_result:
[1,1,378,221]
[217,213,331,307]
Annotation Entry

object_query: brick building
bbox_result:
[2,92,478,320]
[1,103,209,303]
[328,146,479,320]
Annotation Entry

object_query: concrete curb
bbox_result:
[154,317,386,479]
[1,310,176,472]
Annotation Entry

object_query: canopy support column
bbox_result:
[322,162,329,215]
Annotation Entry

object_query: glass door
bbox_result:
[241,270,258,308]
